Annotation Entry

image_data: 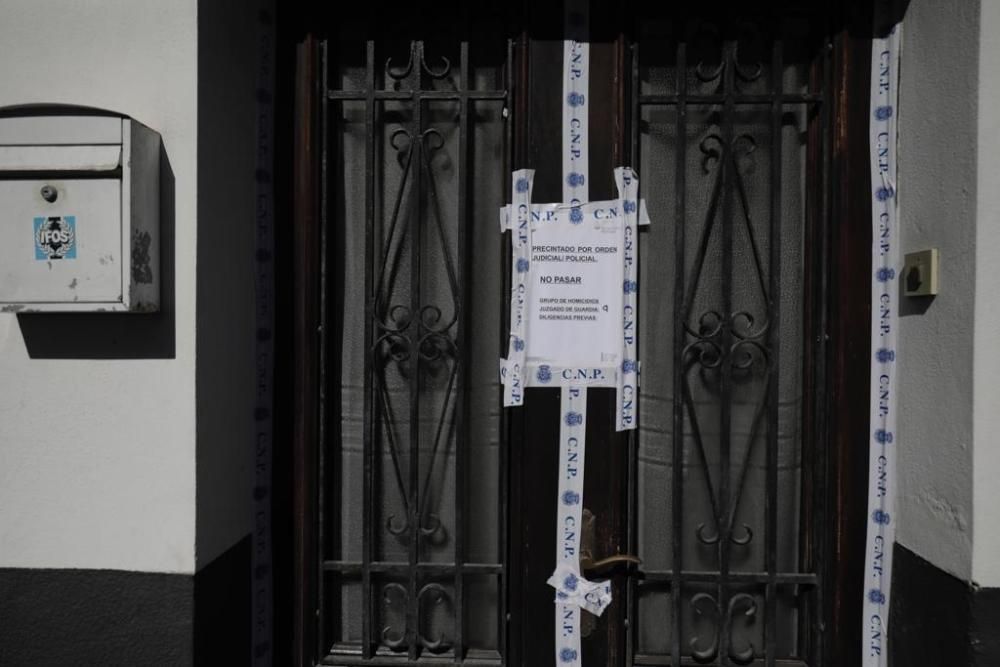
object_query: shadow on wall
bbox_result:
[16,147,176,359]
[898,270,935,317]
[192,0,257,663]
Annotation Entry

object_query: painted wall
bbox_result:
[194,0,258,569]
[0,0,198,573]
[973,0,1000,589]
[0,0,261,574]
[896,0,980,581]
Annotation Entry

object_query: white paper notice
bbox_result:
[526,215,623,368]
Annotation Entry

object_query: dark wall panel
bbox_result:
[0,536,251,667]
[0,568,193,667]
[890,543,972,667]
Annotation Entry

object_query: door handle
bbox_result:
[577,509,642,638]
[579,552,642,578]
[578,508,642,578]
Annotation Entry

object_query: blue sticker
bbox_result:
[876,267,896,282]
[876,348,895,363]
[872,510,891,525]
[875,429,894,444]
[34,215,76,260]
[562,490,580,506]
[875,105,894,120]
[876,186,895,201]
[560,648,578,663]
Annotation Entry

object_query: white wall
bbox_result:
[0,0,198,573]
[973,0,1000,589]
[896,0,980,581]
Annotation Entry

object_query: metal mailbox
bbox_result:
[0,114,159,313]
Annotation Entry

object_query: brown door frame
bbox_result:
[282,5,876,665]
[826,8,877,666]
[290,32,322,667]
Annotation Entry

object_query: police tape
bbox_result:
[552,384,590,667]
[552,15,591,665]
[862,5,901,665]
[498,198,651,232]
[614,168,640,432]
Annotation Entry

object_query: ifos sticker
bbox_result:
[34,216,76,260]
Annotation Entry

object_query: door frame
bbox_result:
[278,4,876,664]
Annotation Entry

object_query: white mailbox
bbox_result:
[0,114,159,313]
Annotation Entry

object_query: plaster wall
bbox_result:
[973,0,1000,588]
[895,0,979,581]
[0,0,198,573]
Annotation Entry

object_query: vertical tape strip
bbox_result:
[557,6,589,665]
[563,38,589,205]
[503,169,534,407]
[554,386,587,666]
[863,9,900,665]
[615,167,639,432]
[252,3,276,665]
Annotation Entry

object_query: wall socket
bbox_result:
[903,248,939,297]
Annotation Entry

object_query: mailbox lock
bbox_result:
[40,185,58,203]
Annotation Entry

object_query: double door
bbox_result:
[291,4,873,665]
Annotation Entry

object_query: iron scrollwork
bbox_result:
[682,126,771,552]
[675,21,780,664]
[369,41,463,656]
[382,582,455,653]
[324,26,511,662]
[374,122,459,543]
[689,592,760,664]
[692,22,766,90]
[387,42,453,87]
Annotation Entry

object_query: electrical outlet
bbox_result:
[903,248,939,297]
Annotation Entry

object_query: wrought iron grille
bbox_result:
[629,16,829,667]
[320,29,512,665]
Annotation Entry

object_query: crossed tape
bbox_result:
[547,563,613,617]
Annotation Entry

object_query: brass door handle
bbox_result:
[578,509,642,578]
[579,552,642,577]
